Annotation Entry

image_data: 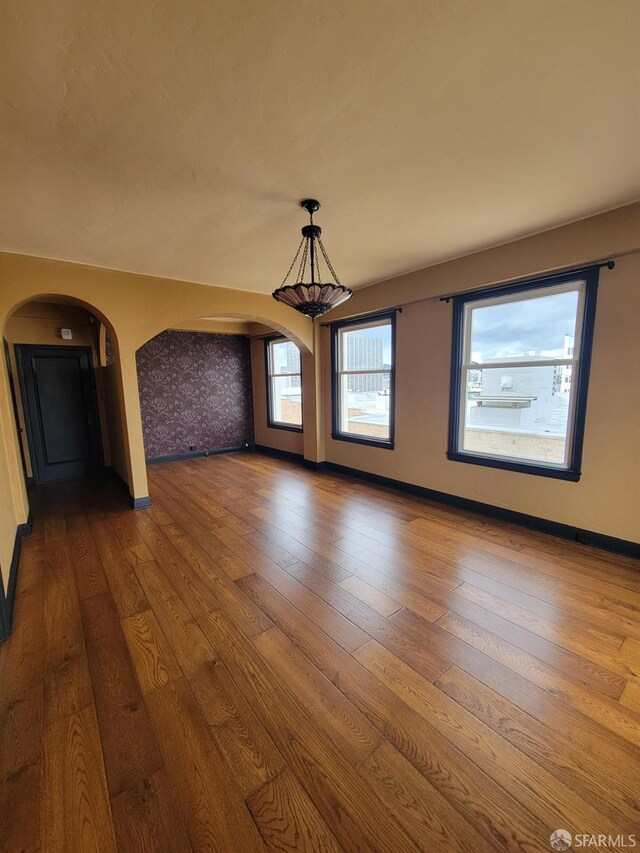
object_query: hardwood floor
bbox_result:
[1,451,639,851]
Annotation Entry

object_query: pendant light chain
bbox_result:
[272,199,353,319]
[280,235,305,287]
[317,237,341,286]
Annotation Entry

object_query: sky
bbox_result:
[470,290,579,361]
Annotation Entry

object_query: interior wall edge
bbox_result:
[0,510,33,642]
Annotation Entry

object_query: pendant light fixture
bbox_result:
[272,199,352,319]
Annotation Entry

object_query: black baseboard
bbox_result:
[147,445,248,465]
[0,510,33,642]
[253,445,326,471]
[303,459,327,471]
[253,444,304,463]
[132,496,152,510]
[323,461,640,561]
[105,466,152,511]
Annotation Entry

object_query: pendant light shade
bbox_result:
[272,200,352,319]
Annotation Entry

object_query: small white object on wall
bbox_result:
[60,328,73,340]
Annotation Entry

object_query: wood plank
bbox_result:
[437,611,640,750]
[231,552,370,654]
[252,626,382,765]
[620,681,640,712]
[246,769,343,853]
[79,592,163,797]
[186,656,286,798]
[145,677,266,852]
[393,604,625,699]
[456,562,640,633]
[0,758,42,853]
[201,609,419,853]
[286,562,451,682]
[89,511,149,618]
[42,705,117,852]
[332,649,546,851]
[336,558,446,622]
[65,511,110,601]
[42,511,93,726]
[133,511,273,638]
[338,575,402,616]
[237,572,352,681]
[121,608,182,694]
[0,685,42,780]
[110,770,192,853]
[459,579,623,647]
[354,641,621,835]
[436,664,640,828]
[358,741,493,853]
[133,559,216,675]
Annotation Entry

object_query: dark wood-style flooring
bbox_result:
[1,452,640,851]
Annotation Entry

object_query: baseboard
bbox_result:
[0,510,34,642]
[303,459,327,471]
[131,496,153,510]
[253,445,326,470]
[324,461,640,561]
[105,466,152,511]
[147,445,248,465]
[253,444,304,463]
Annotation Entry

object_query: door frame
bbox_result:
[15,343,104,485]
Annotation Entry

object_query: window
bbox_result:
[448,267,599,480]
[332,312,396,448]
[265,337,303,430]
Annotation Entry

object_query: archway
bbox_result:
[131,311,322,496]
[1,294,136,502]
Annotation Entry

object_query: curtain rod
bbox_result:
[438,260,615,303]
[320,306,403,327]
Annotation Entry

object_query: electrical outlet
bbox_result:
[189,445,197,451]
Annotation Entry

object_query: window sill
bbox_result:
[447,450,580,481]
[332,432,395,450]
[267,422,303,433]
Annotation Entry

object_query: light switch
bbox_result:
[60,328,73,340]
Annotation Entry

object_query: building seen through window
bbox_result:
[266,338,302,429]
[332,314,395,447]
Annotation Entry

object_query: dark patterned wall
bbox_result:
[136,330,254,459]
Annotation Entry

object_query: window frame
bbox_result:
[331,311,396,450]
[265,336,303,433]
[447,267,600,481]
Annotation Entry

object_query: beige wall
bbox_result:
[321,206,640,544]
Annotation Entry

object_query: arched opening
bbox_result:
[2,295,126,489]
[134,317,256,464]
[126,308,317,507]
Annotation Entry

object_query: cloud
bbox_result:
[471,290,578,359]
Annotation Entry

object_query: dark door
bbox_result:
[17,345,103,483]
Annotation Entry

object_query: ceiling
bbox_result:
[1,1,639,293]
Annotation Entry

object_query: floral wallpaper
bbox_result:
[104,329,114,366]
[135,330,254,460]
